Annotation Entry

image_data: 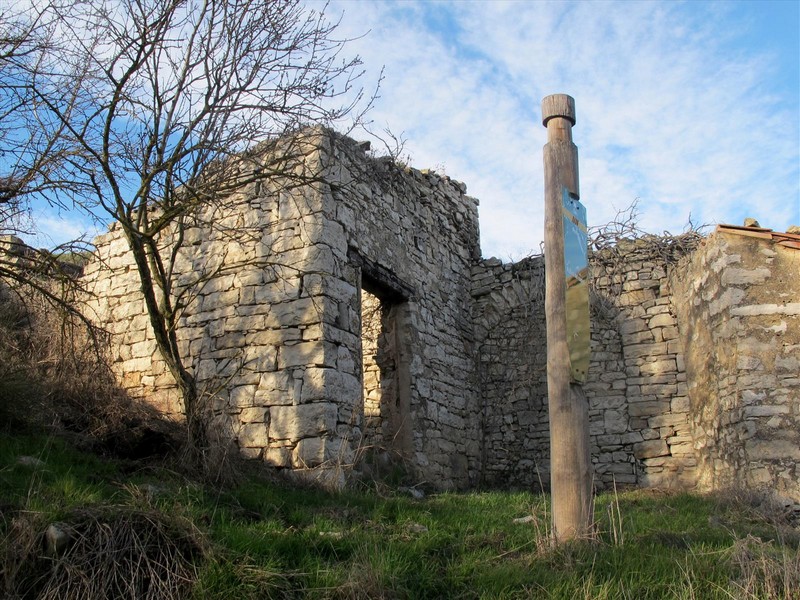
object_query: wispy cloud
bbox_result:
[334,0,799,258]
[24,210,101,249]
[19,0,798,258]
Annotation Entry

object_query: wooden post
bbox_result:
[542,94,592,542]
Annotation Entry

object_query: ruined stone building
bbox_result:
[80,129,800,502]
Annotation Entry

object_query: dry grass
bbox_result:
[711,488,800,599]
[2,507,203,599]
[0,289,181,460]
[728,534,800,599]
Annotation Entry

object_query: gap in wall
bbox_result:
[359,283,406,477]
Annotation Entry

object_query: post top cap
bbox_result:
[541,94,576,127]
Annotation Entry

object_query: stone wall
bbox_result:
[472,236,698,491]
[81,138,345,474]
[588,238,697,489]
[323,137,483,488]
[472,257,548,487]
[671,227,800,503]
[81,129,482,489]
[74,127,799,498]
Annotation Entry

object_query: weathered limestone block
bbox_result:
[621,432,644,444]
[639,359,677,376]
[293,436,353,468]
[731,303,800,317]
[624,342,669,359]
[603,410,628,434]
[743,405,791,418]
[300,368,360,404]
[238,422,269,448]
[240,407,269,423]
[648,313,675,328]
[252,279,299,306]
[264,445,292,468]
[628,401,670,418]
[270,403,338,442]
[648,413,688,429]
[634,440,669,459]
[776,355,800,372]
[229,385,256,408]
[278,341,337,369]
[721,267,771,286]
[746,439,800,461]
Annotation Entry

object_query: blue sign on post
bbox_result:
[562,187,589,383]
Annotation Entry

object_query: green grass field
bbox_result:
[1,430,798,599]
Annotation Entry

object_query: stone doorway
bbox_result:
[358,277,412,473]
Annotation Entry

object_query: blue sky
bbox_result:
[23,0,800,260]
[333,0,800,259]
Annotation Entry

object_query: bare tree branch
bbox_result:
[1,0,377,464]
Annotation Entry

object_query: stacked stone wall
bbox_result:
[671,229,800,504]
[81,140,351,480]
[472,237,698,490]
[81,130,482,489]
[72,127,799,498]
[323,137,482,487]
[360,289,386,449]
[471,257,548,487]
[589,238,696,489]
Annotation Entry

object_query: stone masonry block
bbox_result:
[239,422,269,448]
[648,413,688,429]
[258,370,292,394]
[278,341,337,369]
[292,437,352,468]
[721,267,771,286]
[639,359,677,376]
[624,342,669,359]
[634,440,669,459]
[266,298,322,329]
[743,405,790,418]
[628,400,670,417]
[746,439,800,461]
[648,313,674,328]
[264,445,292,468]
[270,403,338,442]
[240,407,269,423]
[603,410,628,434]
[619,318,648,335]
[230,385,257,408]
[301,368,360,404]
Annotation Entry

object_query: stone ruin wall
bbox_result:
[323,135,483,487]
[81,130,482,489]
[473,229,799,505]
[471,257,548,487]
[672,229,800,502]
[472,238,696,491]
[74,128,799,499]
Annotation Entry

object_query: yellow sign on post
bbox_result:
[562,187,590,383]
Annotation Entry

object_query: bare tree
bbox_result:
[0,0,376,460]
[0,5,95,330]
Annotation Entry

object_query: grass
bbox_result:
[1,429,798,599]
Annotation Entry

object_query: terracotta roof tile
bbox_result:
[716,224,800,249]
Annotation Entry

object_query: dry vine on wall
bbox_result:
[588,202,707,323]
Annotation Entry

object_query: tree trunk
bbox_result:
[125,230,207,461]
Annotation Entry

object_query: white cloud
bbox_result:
[332,0,799,259]
[21,210,101,250]
[20,0,799,256]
